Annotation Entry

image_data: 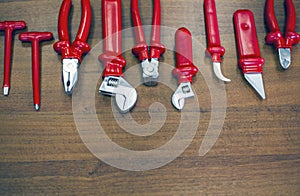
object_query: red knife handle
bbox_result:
[173,27,198,84]
[204,0,225,62]
[99,0,126,78]
[233,10,264,74]
[19,32,53,106]
[0,21,26,89]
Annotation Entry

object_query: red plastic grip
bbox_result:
[53,0,91,61]
[150,0,165,59]
[204,0,225,62]
[99,0,126,78]
[173,27,198,84]
[131,0,149,61]
[265,0,300,49]
[131,0,165,61]
[233,10,264,74]
[0,21,26,90]
[19,32,53,106]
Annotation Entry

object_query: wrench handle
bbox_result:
[173,27,198,84]
[99,0,126,78]
[0,21,26,90]
[234,10,264,74]
[204,0,225,62]
[19,32,53,107]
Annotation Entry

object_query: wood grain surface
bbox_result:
[0,0,299,195]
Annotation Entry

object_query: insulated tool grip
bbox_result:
[0,21,26,90]
[99,0,126,77]
[131,0,149,61]
[265,0,300,49]
[150,0,165,59]
[53,0,91,61]
[234,10,264,74]
[285,0,300,46]
[173,27,198,84]
[204,0,225,62]
[19,32,53,107]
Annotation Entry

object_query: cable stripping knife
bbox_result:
[234,10,266,99]
[204,0,230,82]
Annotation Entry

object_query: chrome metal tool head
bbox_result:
[213,62,231,82]
[62,59,79,95]
[278,48,291,69]
[171,82,195,110]
[141,58,159,86]
[99,76,137,113]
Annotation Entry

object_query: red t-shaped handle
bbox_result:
[19,32,53,110]
[0,21,26,94]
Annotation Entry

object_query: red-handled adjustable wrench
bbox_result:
[234,10,266,99]
[265,0,300,69]
[131,0,165,86]
[19,32,53,111]
[172,27,198,110]
[54,0,91,95]
[204,0,230,82]
[0,21,26,95]
[99,0,137,113]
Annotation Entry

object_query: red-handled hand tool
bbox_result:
[53,0,91,95]
[19,32,53,111]
[233,10,266,99]
[99,0,137,113]
[204,0,230,82]
[131,0,165,86]
[265,0,299,69]
[0,21,26,95]
[172,27,198,110]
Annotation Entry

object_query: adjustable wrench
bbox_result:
[99,0,137,113]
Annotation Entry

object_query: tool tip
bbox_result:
[3,87,9,96]
[244,73,266,100]
[278,48,291,69]
[213,62,231,82]
[34,104,40,111]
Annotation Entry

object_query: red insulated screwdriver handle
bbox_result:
[233,10,264,74]
[0,21,26,91]
[173,27,198,84]
[150,0,165,59]
[204,0,225,62]
[99,0,126,78]
[131,0,149,61]
[19,32,53,108]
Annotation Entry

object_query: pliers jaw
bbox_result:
[62,59,79,95]
[141,58,159,86]
[278,48,291,69]
[172,82,195,110]
[99,76,137,113]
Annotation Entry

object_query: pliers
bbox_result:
[172,27,198,110]
[99,0,137,113]
[54,0,92,95]
[265,0,300,69]
[131,0,165,86]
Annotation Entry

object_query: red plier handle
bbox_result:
[131,0,165,61]
[173,27,198,84]
[99,0,126,78]
[53,0,91,62]
[265,0,300,49]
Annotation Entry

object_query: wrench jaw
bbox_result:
[171,82,195,110]
[62,59,79,95]
[99,76,137,113]
[141,58,159,86]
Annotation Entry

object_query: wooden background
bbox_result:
[0,0,299,195]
